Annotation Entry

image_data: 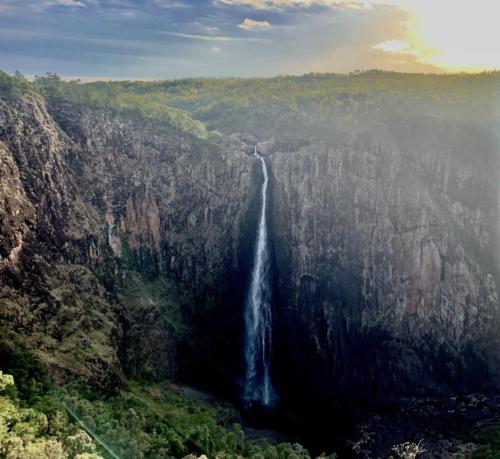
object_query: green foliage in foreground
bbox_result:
[0,371,102,459]
[0,345,51,406]
[62,381,329,459]
[0,346,336,459]
[0,372,330,459]
[469,426,500,459]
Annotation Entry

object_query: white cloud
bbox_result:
[0,0,88,13]
[212,46,222,53]
[217,0,373,10]
[373,39,421,56]
[238,18,271,30]
[45,0,87,7]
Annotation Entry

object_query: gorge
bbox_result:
[0,70,499,459]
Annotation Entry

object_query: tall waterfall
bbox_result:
[243,147,274,407]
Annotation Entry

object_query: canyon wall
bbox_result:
[0,89,254,389]
[1,85,499,404]
[269,117,500,402]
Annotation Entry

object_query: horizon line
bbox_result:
[5,68,500,84]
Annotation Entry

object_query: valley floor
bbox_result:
[1,345,499,459]
[0,344,332,459]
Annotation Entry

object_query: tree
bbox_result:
[0,371,15,392]
[14,71,26,80]
[64,430,96,457]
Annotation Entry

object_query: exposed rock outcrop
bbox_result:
[270,118,500,401]
[0,90,254,387]
[0,85,498,406]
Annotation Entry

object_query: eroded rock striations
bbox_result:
[0,89,254,388]
[0,84,499,407]
[270,119,500,403]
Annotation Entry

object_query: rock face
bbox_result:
[0,91,121,387]
[0,86,499,405]
[0,89,254,387]
[269,118,500,402]
[52,100,253,286]
[51,99,256,387]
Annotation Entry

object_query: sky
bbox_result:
[0,0,499,79]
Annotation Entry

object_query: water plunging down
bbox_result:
[243,147,274,407]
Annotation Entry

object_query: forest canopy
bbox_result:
[3,70,500,143]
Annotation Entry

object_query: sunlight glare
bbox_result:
[381,0,500,71]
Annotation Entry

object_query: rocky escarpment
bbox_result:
[0,91,121,388]
[268,116,500,404]
[49,99,257,388]
[0,89,254,389]
[1,80,499,414]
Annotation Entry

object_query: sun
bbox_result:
[387,0,500,72]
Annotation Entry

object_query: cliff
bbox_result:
[1,74,499,408]
[269,116,500,402]
[0,87,254,390]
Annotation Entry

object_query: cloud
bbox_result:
[163,31,234,41]
[218,0,275,9]
[204,26,220,33]
[1,0,465,78]
[238,18,271,30]
[373,39,422,56]
[152,0,191,8]
[217,0,370,10]
[47,0,87,7]
[162,31,267,42]
[0,0,88,12]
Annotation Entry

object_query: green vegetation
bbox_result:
[6,69,500,144]
[32,73,208,140]
[0,370,103,459]
[4,69,500,146]
[32,71,500,141]
[0,344,51,406]
[0,70,31,94]
[0,70,208,139]
[0,345,336,458]
[119,274,193,338]
[62,381,320,459]
[469,426,500,459]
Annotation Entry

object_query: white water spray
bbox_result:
[243,146,274,407]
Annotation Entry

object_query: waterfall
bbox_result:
[243,146,274,407]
